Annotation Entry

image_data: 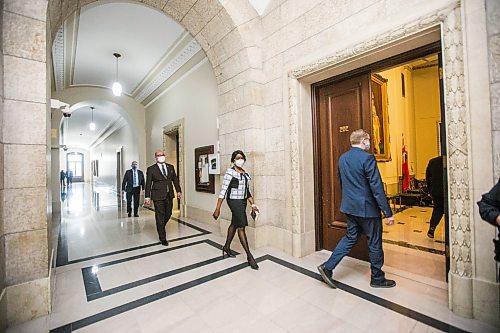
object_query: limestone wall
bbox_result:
[1,0,50,327]
[486,1,500,178]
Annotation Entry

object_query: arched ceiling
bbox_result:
[62,100,125,149]
[52,1,205,149]
[52,0,271,149]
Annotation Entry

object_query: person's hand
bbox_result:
[177,192,182,200]
[385,216,395,225]
[251,204,259,213]
[144,198,151,206]
[212,208,220,220]
[496,215,500,226]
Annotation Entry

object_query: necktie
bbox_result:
[133,170,137,187]
[162,164,167,177]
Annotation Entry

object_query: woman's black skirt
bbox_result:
[226,199,248,228]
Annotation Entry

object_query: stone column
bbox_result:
[1,0,50,327]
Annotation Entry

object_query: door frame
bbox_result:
[312,42,442,251]
[163,119,185,216]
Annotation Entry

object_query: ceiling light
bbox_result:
[89,106,96,131]
[112,52,122,96]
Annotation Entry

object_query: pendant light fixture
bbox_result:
[112,52,122,96]
[89,106,96,131]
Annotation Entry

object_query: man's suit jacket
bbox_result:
[338,147,392,218]
[426,156,444,198]
[122,169,145,192]
[145,163,181,201]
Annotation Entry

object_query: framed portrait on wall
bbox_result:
[195,145,215,193]
[371,74,391,161]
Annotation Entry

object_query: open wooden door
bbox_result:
[313,72,372,261]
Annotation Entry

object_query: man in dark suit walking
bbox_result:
[318,129,396,289]
[145,150,182,246]
[122,161,145,217]
[426,155,445,238]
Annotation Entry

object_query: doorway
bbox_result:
[313,42,449,282]
[116,148,122,195]
[66,152,84,182]
[164,130,180,210]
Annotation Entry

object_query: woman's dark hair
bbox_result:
[231,150,246,162]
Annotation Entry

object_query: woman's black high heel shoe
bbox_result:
[247,256,259,270]
[222,245,236,258]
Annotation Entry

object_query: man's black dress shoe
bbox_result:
[317,265,336,289]
[370,279,396,288]
[161,240,169,246]
[134,214,139,217]
[127,212,131,217]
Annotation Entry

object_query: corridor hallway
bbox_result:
[9,183,497,333]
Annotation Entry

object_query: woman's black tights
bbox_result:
[224,224,258,268]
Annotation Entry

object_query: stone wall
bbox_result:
[0,1,5,332]
[6,0,496,327]
[487,0,500,178]
[1,0,50,327]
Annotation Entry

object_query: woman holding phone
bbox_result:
[213,150,260,270]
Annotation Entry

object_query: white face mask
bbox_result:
[157,156,166,163]
[234,159,245,168]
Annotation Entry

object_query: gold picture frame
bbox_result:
[371,74,391,161]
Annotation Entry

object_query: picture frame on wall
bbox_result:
[208,153,220,175]
[371,73,391,162]
[195,145,215,193]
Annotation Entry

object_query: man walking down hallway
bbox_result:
[122,160,145,217]
[145,150,182,246]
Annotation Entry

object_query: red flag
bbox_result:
[402,137,410,192]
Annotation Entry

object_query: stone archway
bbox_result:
[0,0,265,328]
[47,0,263,117]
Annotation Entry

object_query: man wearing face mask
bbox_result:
[318,129,396,289]
[122,161,145,217]
[145,150,182,246]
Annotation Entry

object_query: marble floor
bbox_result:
[382,206,446,283]
[7,183,498,333]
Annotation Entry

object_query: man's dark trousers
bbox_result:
[429,195,444,230]
[153,198,173,242]
[126,186,141,215]
[323,214,385,283]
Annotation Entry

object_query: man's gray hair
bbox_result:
[350,129,369,145]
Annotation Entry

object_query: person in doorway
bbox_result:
[317,129,396,288]
[145,150,182,246]
[60,170,66,187]
[425,155,445,238]
[477,178,500,262]
[122,161,145,217]
[66,170,73,185]
[212,150,260,270]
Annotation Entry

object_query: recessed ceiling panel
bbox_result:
[73,2,185,94]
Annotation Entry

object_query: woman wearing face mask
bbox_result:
[213,150,260,269]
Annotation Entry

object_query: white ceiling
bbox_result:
[55,2,195,149]
[55,1,271,150]
[63,101,123,149]
[73,2,185,94]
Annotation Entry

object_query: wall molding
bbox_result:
[135,39,202,104]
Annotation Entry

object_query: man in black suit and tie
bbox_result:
[426,155,445,238]
[145,150,182,246]
[318,129,396,289]
[122,161,145,217]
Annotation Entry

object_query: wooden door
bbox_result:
[313,72,371,261]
